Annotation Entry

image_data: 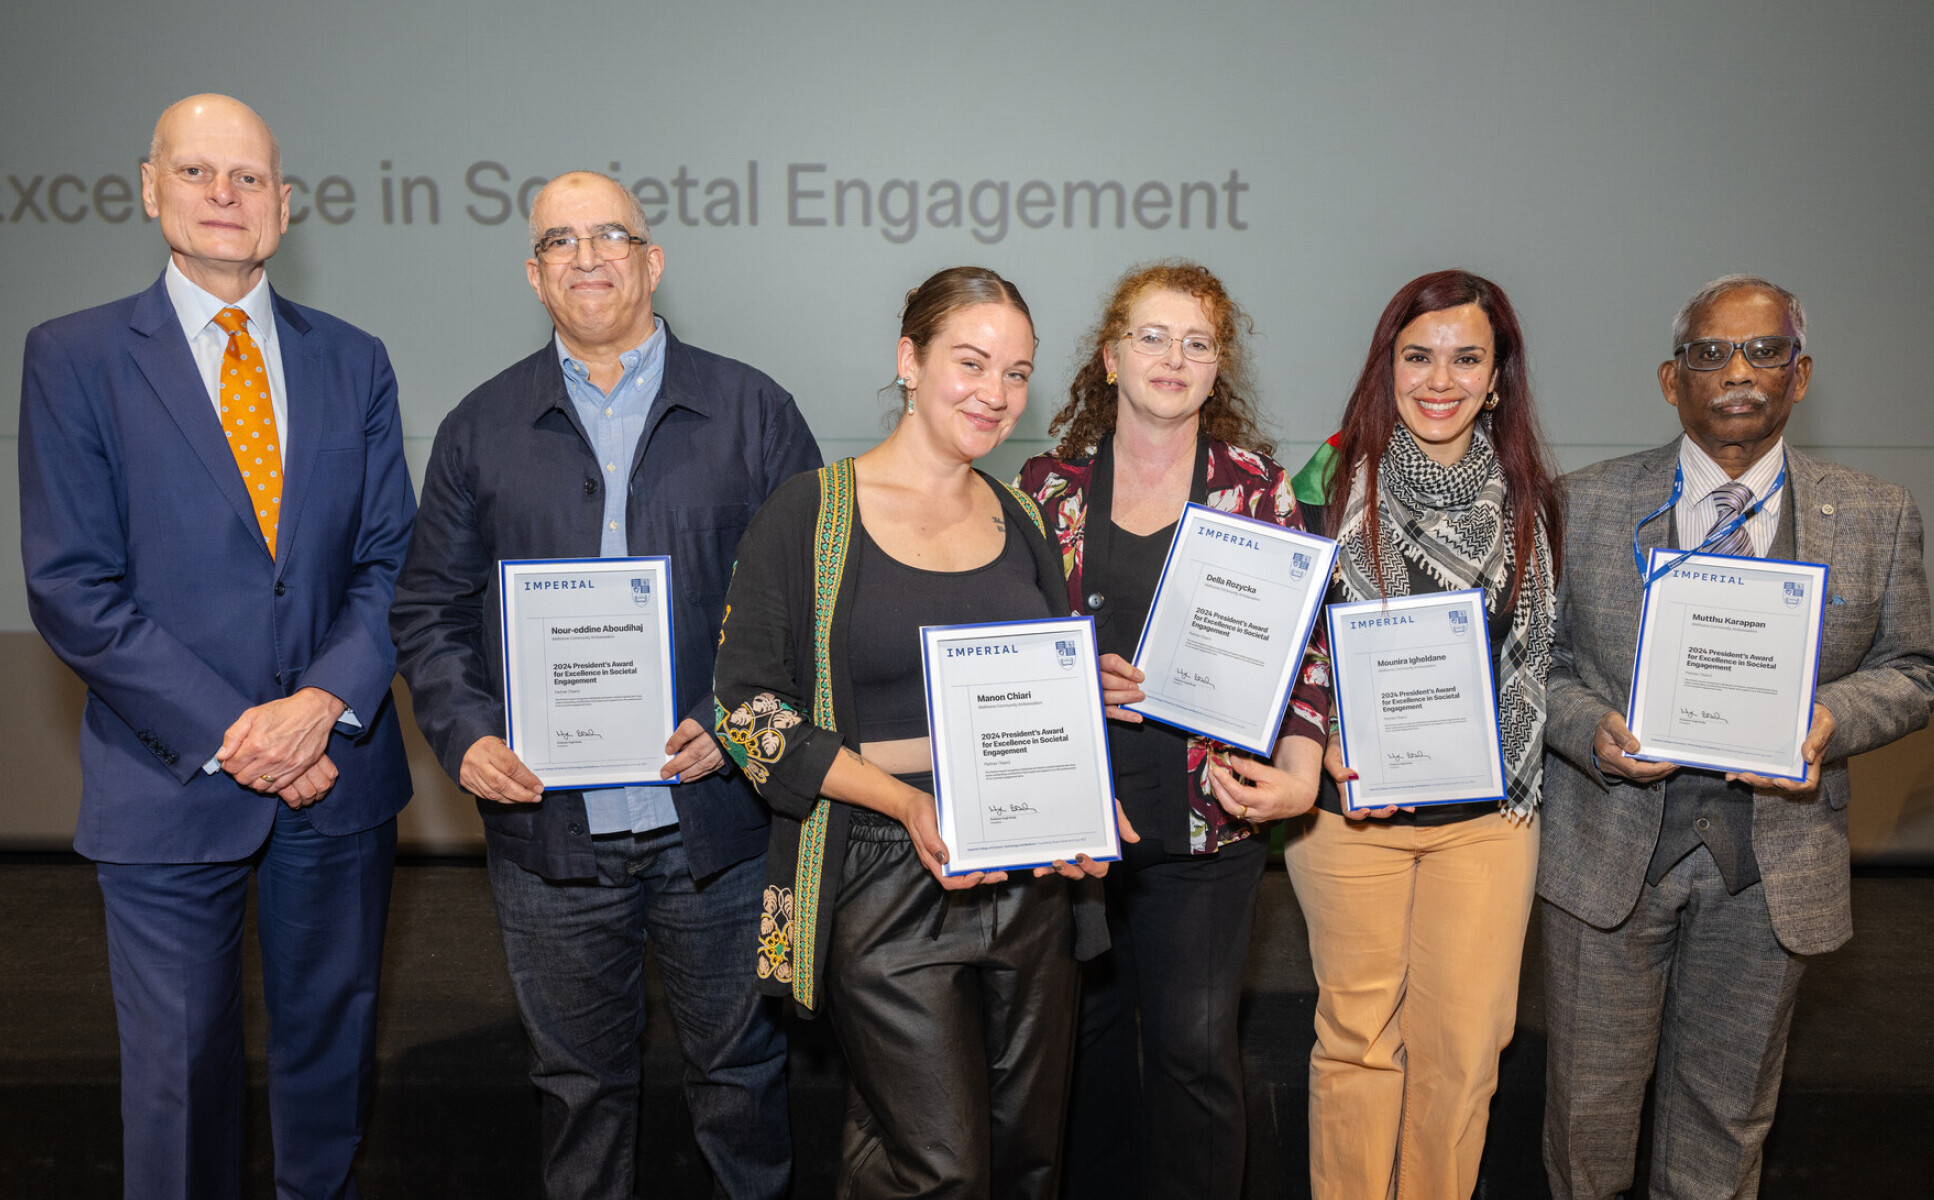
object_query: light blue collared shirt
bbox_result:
[556,319,677,835]
[166,263,362,774]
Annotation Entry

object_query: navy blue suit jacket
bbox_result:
[19,273,417,863]
[390,325,821,882]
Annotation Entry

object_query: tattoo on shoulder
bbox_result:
[991,515,1006,532]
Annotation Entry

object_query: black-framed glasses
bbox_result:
[1674,336,1801,371]
[533,229,648,264]
[1121,328,1219,363]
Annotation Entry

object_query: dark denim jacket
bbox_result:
[392,322,821,881]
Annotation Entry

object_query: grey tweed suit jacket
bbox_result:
[1539,438,1934,956]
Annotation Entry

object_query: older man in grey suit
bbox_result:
[1537,274,1934,1199]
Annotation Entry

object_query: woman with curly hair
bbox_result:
[715,266,1118,1198]
[1017,261,1331,1199]
[1287,269,1561,1199]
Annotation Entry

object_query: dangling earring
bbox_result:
[897,377,913,415]
[1482,390,1500,411]
[1105,370,1117,386]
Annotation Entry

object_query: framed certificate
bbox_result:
[1327,589,1506,811]
[500,557,679,790]
[922,616,1121,875]
[1125,502,1338,756]
[1627,549,1828,780]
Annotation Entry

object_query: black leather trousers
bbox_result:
[826,812,1079,1200]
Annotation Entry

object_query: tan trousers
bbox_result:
[1283,807,1540,1200]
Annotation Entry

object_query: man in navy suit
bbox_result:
[18,95,415,1199]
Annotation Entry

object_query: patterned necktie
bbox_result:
[213,307,282,557]
[1703,480,1756,558]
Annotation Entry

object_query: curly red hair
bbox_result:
[1047,260,1272,459]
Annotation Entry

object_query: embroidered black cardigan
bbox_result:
[713,458,1108,1016]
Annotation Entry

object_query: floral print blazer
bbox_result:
[1017,436,1332,854]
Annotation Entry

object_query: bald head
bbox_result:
[528,171,650,248]
[140,93,291,303]
[150,94,281,183]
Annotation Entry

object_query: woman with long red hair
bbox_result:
[1287,269,1562,1198]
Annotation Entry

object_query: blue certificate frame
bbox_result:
[1124,502,1339,757]
[499,556,680,790]
[1625,548,1828,781]
[921,615,1121,876]
[1327,589,1507,811]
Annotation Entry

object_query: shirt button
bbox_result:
[608,521,619,531]
[1820,503,1835,515]
[605,407,614,417]
[607,463,616,472]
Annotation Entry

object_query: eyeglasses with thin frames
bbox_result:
[1674,336,1801,371]
[533,229,648,264]
[1120,328,1219,363]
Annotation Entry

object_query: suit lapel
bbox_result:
[1632,439,1680,565]
[270,291,320,578]
[126,277,270,558]
[1785,445,1835,568]
[1607,442,1682,702]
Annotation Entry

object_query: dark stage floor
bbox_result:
[2,860,1928,1197]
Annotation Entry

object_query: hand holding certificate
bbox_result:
[923,617,1121,875]
[500,558,680,790]
[1327,589,1507,812]
[1626,550,1827,781]
[1126,503,1338,755]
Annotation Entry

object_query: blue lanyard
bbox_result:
[1632,456,1786,586]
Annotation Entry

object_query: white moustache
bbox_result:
[1709,387,1768,409]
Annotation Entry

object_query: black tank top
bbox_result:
[848,522,1053,743]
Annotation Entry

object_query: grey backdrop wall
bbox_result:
[5,0,1930,856]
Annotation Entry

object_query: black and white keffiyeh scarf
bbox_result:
[1334,423,1555,821]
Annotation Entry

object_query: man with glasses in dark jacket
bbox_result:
[391,170,820,1200]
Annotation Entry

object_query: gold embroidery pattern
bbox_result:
[997,480,1049,541]
[718,693,803,786]
[790,459,855,1011]
[757,885,794,982]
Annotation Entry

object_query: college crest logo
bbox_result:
[1055,639,1078,670]
[1289,551,1312,582]
[631,577,652,608]
[1783,580,1805,608]
[1448,610,1470,636]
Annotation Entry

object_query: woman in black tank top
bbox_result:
[714,268,1125,1199]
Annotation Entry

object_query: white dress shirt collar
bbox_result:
[164,258,275,344]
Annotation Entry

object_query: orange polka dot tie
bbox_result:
[213,307,282,557]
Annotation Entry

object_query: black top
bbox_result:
[848,522,1053,743]
[1096,520,1195,843]
[712,463,1108,1014]
[1315,554,1514,826]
